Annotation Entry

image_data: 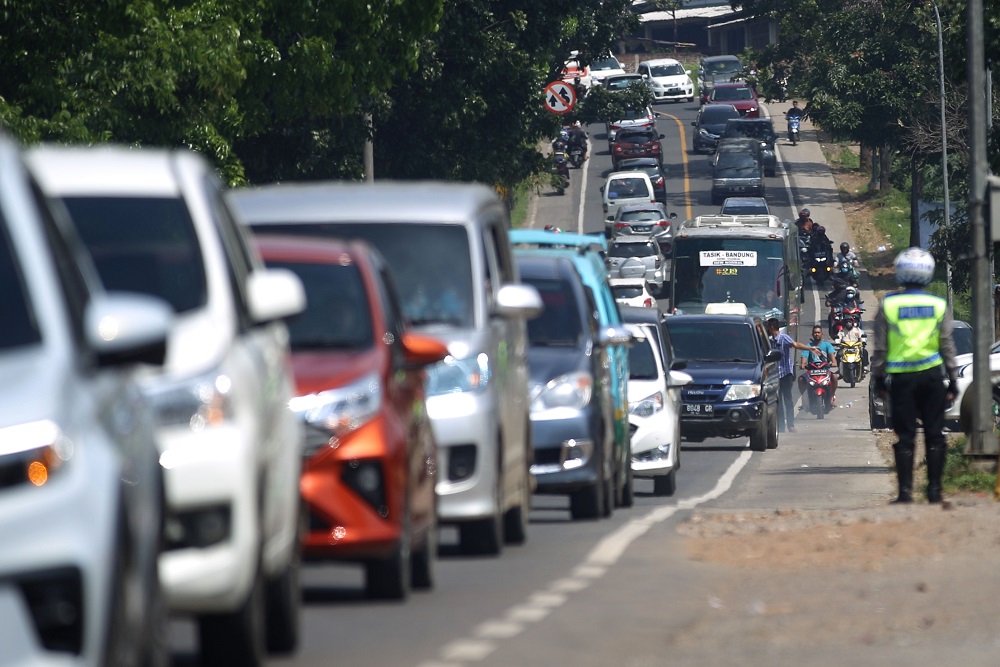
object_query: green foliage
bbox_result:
[575,83,654,125]
[942,437,998,493]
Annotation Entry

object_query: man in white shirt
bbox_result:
[835,317,868,368]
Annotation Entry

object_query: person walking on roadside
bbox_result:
[767,318,812,432]
[871,248,958,504]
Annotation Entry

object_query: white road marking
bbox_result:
[576,137,591,234]
[418,450,753,665]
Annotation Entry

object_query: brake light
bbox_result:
[660,242,672,254]
[655,220,669,228]
[655,176,664,186]
[643,298,654,307]
[614,222,629,230]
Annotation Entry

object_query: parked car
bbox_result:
[691,103,742,153]
[232,182,542,556]
[254,235,447,599]
[711,149,765,204]
[1,132,173,666]
[589,54,628,86]
[620,307,691,496]
[516,254,624,520]
[611,127,665,170]
[663,314,780,452]
[610,202,676,244]
[698,54,743,104]
[509,230,635,508]
[721,118,778,176]
[638,58,695,103]
[610,277,658,309]
[601,170,658,223]
[607,105,655,145]
[606,236,667,295]
[602,73,645,92]
[707,83,761,118]
[719,196,771,216]
[614,157,668,205]
[28,146,307,664]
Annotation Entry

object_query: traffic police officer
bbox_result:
[871,248,958,503]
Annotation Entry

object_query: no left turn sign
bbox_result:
[543,81,576,115]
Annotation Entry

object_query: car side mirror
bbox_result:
[659,133,665,139]
[669,212,678,219]
[668,369,693,387]
[600,185,605,194]
[670,358,688,371]
[765,349,782,363]
[493,283,543,320]
[401,332,449,369]
[691,121,697,127]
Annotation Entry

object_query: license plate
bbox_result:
[632,225,651,232]
[684,403,714,415]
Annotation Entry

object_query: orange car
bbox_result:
[254,235,447,600]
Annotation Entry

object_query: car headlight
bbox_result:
[0,420,73,490]
[748,106,758,113]
[531,372,593,411]
[723,384,762,401]
[698,129,714,138]
[147,368,234,430]
[426,353,490,397]
[630,391,663,417]
[288,372,382,437]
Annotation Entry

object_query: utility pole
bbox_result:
[363,112,374,182]
[932,2,954,317]
[966,0,995,457]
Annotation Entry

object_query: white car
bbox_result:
[621,312,691,495]
[601,170,658,223]
[607,105,655,145]
[28,146,307,665]
[947,349,1000,423]
[637,58,695,103]
[610,277,657,309]
[0,131,173,666]
[562,53,592,90]
[589,55,628,86]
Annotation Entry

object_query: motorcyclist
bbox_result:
[799,324,839,406]
[794,208,814,237]
[572,76,587,102]
[835,317,869,369]
[786,100,805,120]
[835,241,860,283]
[552,128,570,153]
[810,225,834,254]
[567,121,588,160]
[825,277,850,334]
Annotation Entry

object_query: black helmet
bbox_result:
[840,242,850,254]
[799,208,810,217]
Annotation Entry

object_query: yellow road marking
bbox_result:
[654,110,693,221]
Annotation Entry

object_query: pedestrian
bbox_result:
[871,248,958,504]
[766,318,811,432]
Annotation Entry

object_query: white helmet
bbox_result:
[894,247,935,286]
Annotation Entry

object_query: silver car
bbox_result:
[0,131,173,666]
[606,237,667,294]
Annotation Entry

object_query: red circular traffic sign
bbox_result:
[543,81,577,115]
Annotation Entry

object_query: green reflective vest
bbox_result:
[883,291,947,373]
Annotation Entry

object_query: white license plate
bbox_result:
[684,403,714,415]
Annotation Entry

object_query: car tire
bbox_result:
[411,509,436,590]
[620,457,635,507]
[365,514,412,600]
[749,418,768,452]
[766,408,779,449]
[570,478,604,520]
[458,473,504,555]
[264,515,302,654]
[503,463,530,545]
[199,555,267,667]
[105,500,159,667]
[653,470,677,496]
[766,167,776,177]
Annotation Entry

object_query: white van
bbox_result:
[637,58,695,103]
[601,171,657,230]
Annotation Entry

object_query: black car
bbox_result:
[691,103,741,153]
[721,118,778,176]
[615,157,667,205]
[662,314,780,451]
[516,254,619,520]
[711,149,764,204]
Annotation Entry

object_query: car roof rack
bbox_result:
[679,214,787,229]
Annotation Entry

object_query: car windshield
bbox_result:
[62,196,207,314]
[523,278,582,347]
[665,320,758,362]
[0,217,42,350]
[712,87,753,101]
[953,326,973,356]
[265,260,373,351]
[609,242,657,258]
[613,285,645,299]
[671,237,784,318]
[721,203,769,215]
[617,131,654,144]
[628,337,659,379]
[592,57,622,71]
[606,177,651,199]
[704,59,741,75]
[251,222,475,328]
[716,154,759,171]
[702,106,740,122]
[619,210,663,222]
[650,64,685,77]
[620,108,649,121]
[725,123,772,139]
[606,77,642,91]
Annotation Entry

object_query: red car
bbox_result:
[254,235,448,600]
[707,82,761,118]
[611,127,665,169]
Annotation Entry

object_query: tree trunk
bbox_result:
[910,159,924,248]
[860,142,873,173]
[868,145,880,192]
[879,142,893,192]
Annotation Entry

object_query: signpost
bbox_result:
[543,81,577,115]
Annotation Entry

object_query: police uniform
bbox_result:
[871,290,957,503]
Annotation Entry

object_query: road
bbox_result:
[167,100,892,666]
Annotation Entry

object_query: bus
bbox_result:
[669,215,803,340]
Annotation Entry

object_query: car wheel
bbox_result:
[411,508,436,590]
[749,418,768,452]
[503,463,530,545]
[570,477,604,520]
[653,470,677,496]
[199,555,267,667]
[104,501,155,667]
[766,407,779,449]
[365,513,412,600]
[264,513,302,654]
[458,471,503,555]
[620,457,635,507]
[766,167,776,177]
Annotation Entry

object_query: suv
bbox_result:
[711,149,765,204]
[662,315,780,452]
[232,182,542,557]
[602,170,657,224]
[589,54,628,86]
[1,133,173,665]
[28,146,307,664]
[614,157,667,205]
[692,103,742,153]
[607,105,654,145]
[611,127,664,170]
[254,235,447,599]
[707,83,761,118]
[516,254,625,520]
[602,73,645,92]
[606,236,667,295]
[721,118,778,176]
[637,58,694,103]
[719,196,771,216]
[698,55,743,104]
[610,202,675,243]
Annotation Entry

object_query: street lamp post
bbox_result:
[931,1,953,312]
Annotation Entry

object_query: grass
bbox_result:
[942,436,998,493]
[509,179,532,228]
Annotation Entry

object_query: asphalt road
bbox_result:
[167,99,892,666]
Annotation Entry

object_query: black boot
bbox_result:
[925,443,946,503]
[892,444,914,503]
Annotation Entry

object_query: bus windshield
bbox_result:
[672,237,785,318]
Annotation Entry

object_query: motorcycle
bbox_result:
[787,115,801,145]
[836,256,860,285]
[803,352,834,419]
[552,151,570,195]
[838,340,865,388]
[807,243,834,284]
[828,304,846,339]
[568,144,586,168]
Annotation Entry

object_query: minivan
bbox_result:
[232,182,543,556]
